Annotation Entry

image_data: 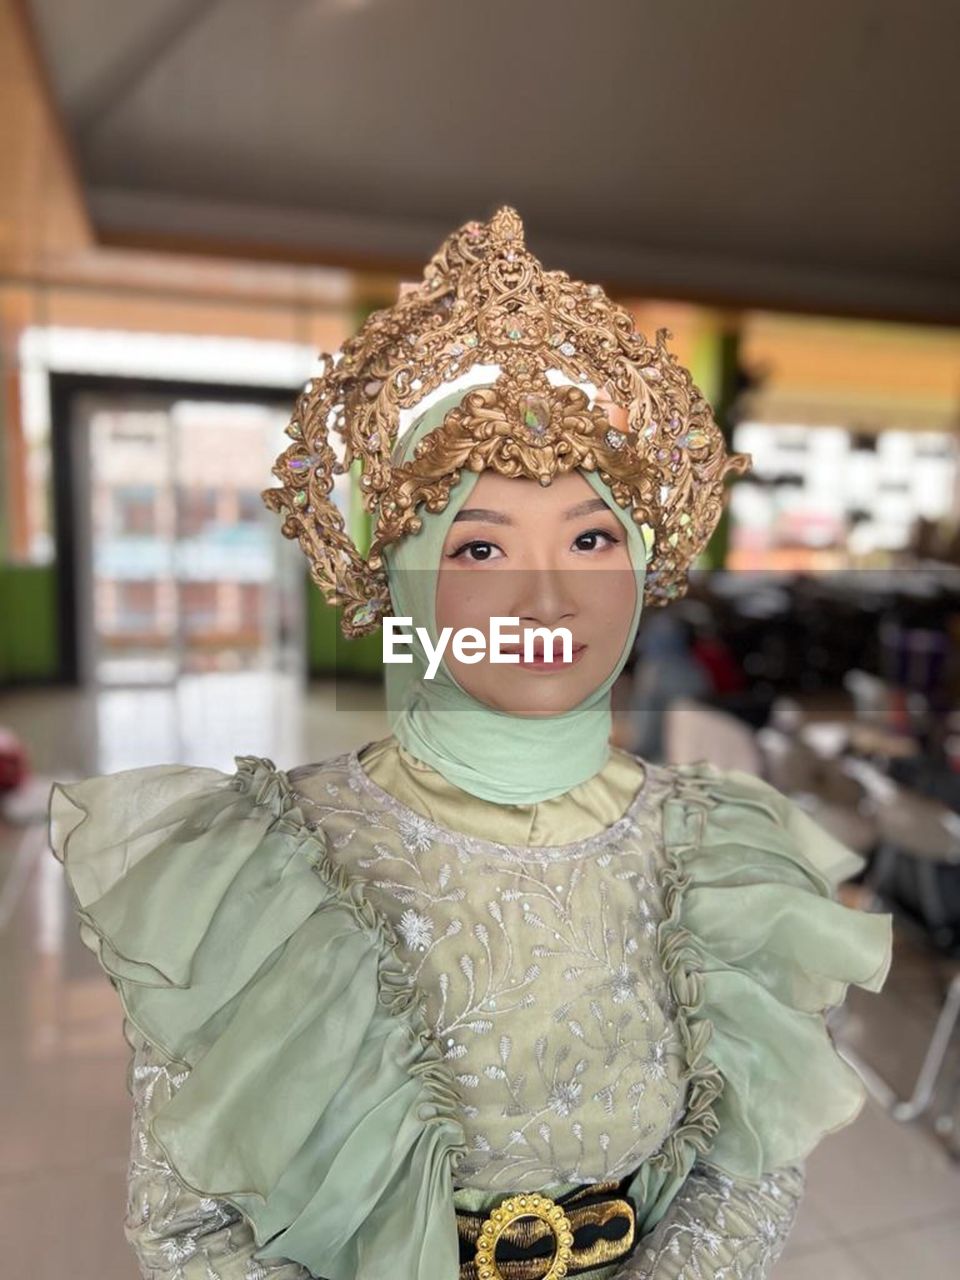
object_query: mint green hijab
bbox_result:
[382,385,654,804]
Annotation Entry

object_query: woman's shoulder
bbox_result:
[644,754,893,1180]
[670,758,871,885]
[47,749,469,1280]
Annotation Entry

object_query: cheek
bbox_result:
[580,561,638,634]
[435,567,507,633]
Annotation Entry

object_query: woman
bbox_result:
[48,209,892,1280]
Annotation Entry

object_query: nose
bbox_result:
[509,564,578,629]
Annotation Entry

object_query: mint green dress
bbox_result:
[47,741,892,1280]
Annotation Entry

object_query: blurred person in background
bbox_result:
[627,612,712,760]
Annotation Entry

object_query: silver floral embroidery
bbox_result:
[291,751,686,1192]
[615,1160,806,1278]
[124,1029,310,1280]
[398,907,434,950]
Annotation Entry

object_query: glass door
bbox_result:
[67,384,305,769]
[78,391,301,683]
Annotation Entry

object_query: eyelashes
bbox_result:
[446,539,502,563]
[572,529,621,553]
[445,527,623,563]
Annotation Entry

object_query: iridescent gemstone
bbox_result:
[352,598,383,627]
[465,333,479,347]
[604,429,626,450]
[679,512,691,525]
[506,324,524,340]
[364,379,382,398]
[449,343,464,356]
[559,342,576,357]
[289,458,310,471]
[687,428,710,448]
[643,423,658,439]
[293,490,308,507]
[642,366,661,380]
[519,394,551,435]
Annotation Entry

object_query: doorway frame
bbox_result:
[50,372,299,685]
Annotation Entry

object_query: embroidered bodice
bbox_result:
[48,745,892,1280]
[288,748,684,1191]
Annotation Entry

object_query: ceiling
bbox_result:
[22,0,960,322]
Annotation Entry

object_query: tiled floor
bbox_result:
[1,678,959,1278]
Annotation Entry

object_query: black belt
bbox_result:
[456,1176,638,1280]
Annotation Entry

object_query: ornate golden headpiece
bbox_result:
[262,207,751,637]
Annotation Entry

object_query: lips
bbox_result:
[498,638,587,665]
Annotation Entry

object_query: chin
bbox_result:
[486,680,593,718]
[453,663,608,718]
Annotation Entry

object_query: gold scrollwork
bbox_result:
[262,206,751,637]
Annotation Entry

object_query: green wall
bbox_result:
[0,565,60,683]
[690,321,742,571]
[307,582,383,679]
[0,562,382,685]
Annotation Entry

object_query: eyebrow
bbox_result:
[452,507,512,525]
[562,498,610,520]
[451,497,610,525]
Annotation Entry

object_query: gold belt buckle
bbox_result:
[474,1191,575,1280]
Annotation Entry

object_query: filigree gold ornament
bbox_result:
[262,206,752,638]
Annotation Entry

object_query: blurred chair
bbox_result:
[844,668,893,725]
[758,727,876,855]
[663,699,763,773]
[768,696,806,734]
[756,725,821,793]
[792,790,878,858]
[839,763,960,1127]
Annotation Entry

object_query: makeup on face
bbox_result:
[434,471,638,717]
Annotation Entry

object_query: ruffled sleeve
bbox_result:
[651,760,893,1185]
[47,755,469,1280]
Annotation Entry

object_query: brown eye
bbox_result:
[573,529,619,553]
[448,539,503,562]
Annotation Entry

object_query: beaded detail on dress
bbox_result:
[288,750,685,1192]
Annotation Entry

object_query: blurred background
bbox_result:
[1,2,959,1277]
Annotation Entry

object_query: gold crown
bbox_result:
[262,206,751,637]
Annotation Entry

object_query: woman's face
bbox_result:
[434,469,638,716]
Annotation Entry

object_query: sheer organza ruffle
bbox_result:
[49,756,469,1280]
[627,761,891,1236]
